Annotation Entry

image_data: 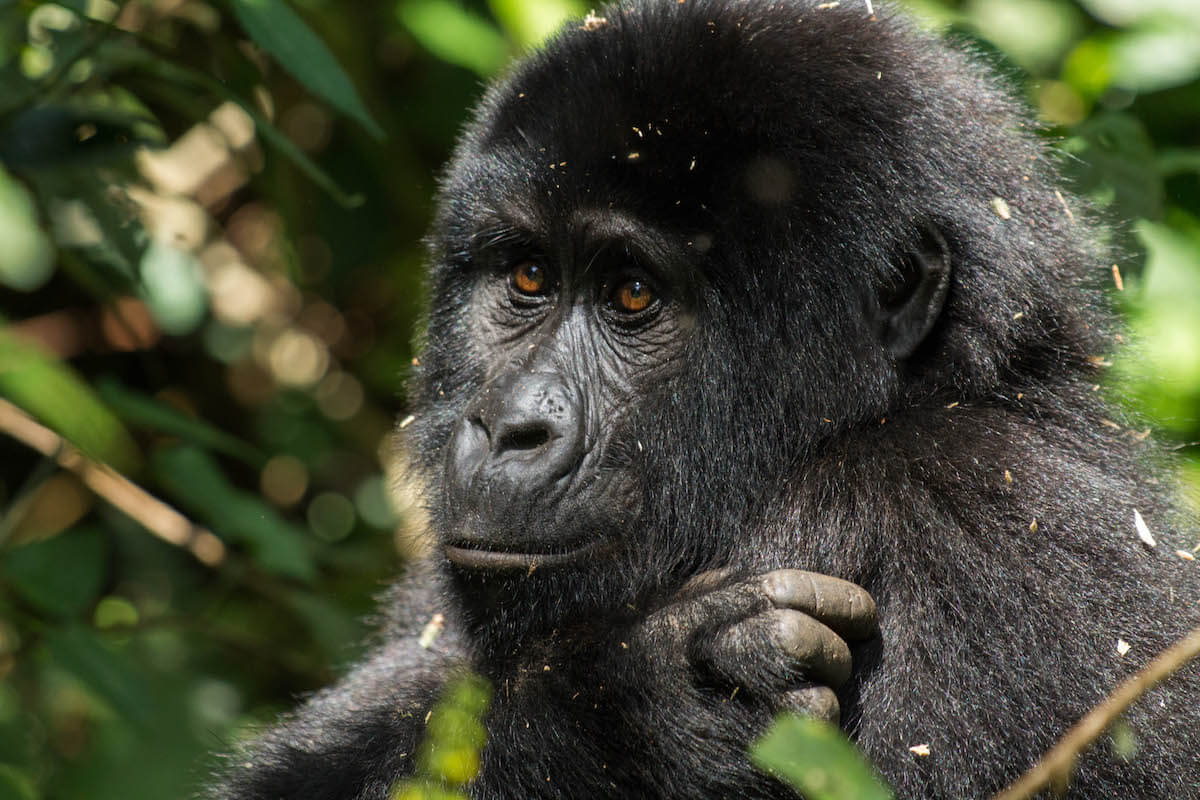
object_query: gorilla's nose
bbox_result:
[460,372,585,489]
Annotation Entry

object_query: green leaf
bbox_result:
[1111,220,1200,430]
[95,377,263,466]
[1,527,108,618]
[0,327,140,473]
[0,166,54,292]
[1061,112,1162,223]
[487,0,581,48]
[229,0,384,139]
[0,764,37,800]
[43,175,146,286]
[965,0,1084,73]
[1076,0,1200,27]
[397,0,510,77]
[151,444,315,580]
[1159,148,1200,178]
[1063,36,1115,99]
[282,589,358,655]
[137,239,207,335]
[1137,220,1200,301]
[1108,27,1200,93]
[752,715,893,800]
[117,51,364,207]
[43,624,152,727]
[0,106,162,170]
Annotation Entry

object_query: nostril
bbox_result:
[497,424,552,453]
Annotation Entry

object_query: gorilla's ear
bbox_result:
[875,225,952,360]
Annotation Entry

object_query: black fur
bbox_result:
[212,1,1200,798]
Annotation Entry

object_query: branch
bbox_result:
[0,397,226,566]
[991,625,1200,800]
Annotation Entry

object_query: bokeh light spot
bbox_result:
[261,454,309,508]
[307,492,356,541]
[315,371,364,421]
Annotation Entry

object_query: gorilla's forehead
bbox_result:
[448,0,939,237]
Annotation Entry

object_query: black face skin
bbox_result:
[213,3,1200,799]
[440,211,692,570]
[425,194,710,644]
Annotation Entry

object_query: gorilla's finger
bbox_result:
[779,686,841,725]
[701,608,852,690]
[762,570,877,641]
[650,579,767,650]
[771,609,853,687]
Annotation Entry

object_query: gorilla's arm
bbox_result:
[214,567,875,800]
[766,407,1200,799]
[213,643,442,799]
[462,569,876,798]
[211,568,464,800]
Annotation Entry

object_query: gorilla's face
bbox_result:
[438,206,695,571]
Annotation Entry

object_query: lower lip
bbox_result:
[444,540,606,570]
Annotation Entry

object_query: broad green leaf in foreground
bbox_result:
[752,715,893,800]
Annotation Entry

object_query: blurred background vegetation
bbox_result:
[0,0,1197,797]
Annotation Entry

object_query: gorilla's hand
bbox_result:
[641,569,877,724]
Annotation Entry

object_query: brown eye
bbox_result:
[511,261,548,295]
[612,279,655,314]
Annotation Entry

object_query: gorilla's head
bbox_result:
[401,0,1105,641]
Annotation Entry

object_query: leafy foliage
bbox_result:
[0,1,1196,798]
[752,716,893,800]
[391,674,492,800]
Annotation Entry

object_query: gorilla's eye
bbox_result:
[510,261,549,295]
[610,278,656,315]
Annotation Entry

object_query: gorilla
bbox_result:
[214,1,1200,798]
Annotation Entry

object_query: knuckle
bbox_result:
[825,634,853,673]
[761,569,788,599]
[782,686,841,724]
[770,608,807,650]
[772,609,854,685]
[772,610,840,660]
[762,568,815,607]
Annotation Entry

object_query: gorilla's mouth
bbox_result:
[444,539,612,570]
